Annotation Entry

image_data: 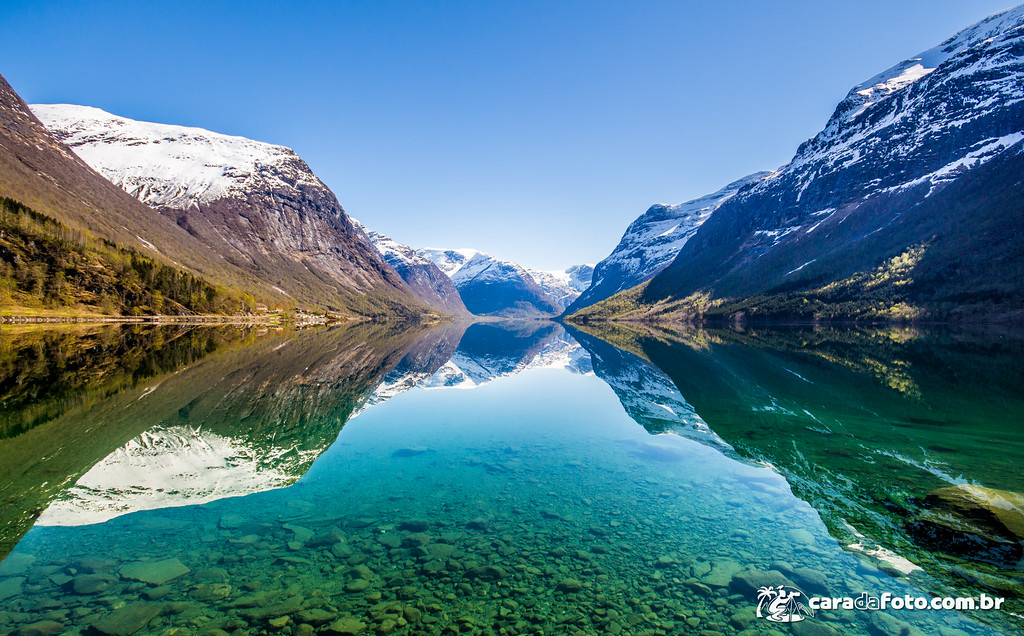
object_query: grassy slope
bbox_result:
[0,197,254,316]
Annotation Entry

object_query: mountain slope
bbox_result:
[419,248,560,317]
[351,221,469,315]
[566,172,768,314]
[31,103,427,317]
[588,6,1024,323]
[0,74,264,308]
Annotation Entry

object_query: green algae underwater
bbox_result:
[0,321,1021,635]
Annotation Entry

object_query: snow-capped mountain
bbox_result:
[0,75,280,311]
[351,221,469,315]
[31,104,421,314]
[528,264,595,311]
[567,173,769,313]
[419,248,560,316]
[637,5,1024,314]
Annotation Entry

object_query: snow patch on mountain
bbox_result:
[418,248,482,278]
[31,104,317,211]
[837,5,1024,129]
[528,264,594,310]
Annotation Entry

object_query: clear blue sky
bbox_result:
[2,0,1015,270]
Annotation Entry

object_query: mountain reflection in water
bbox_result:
[0,320,1019,635]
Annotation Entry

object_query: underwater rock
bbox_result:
[297,608,337,625]
[307,527,345,548]
[377,533,402,549]
[72,557,115,573]
[70,574,116,595]
[702,560,742,587]
[0,553,36,576]
[0,576,25,600]
[464,565,506,581]
[392,447,429,458]
[729,569,795,596]
[141,585,172,600]
[869,611,927,636]
[466,517,489,531]
[403,606,423,623]
[11,620,64,636]
[913,485,1024,562]
[787,529,815,546]
[789,566,831,595]
[218,514,246,529]
[345,578,370,592]
[791,619,842,636]
[654,555,680,569]
[119,558,190,585]
[90,602,162,636]
[556,578,583,593]
[423,543,455,560]
[323,617,367,635]
[398,519,431,532]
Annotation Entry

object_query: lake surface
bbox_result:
[0,321,1021,635]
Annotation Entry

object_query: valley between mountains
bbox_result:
[2,4,1024,325]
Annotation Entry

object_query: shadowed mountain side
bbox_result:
[574,322,1024,628]
[0,321,434,558]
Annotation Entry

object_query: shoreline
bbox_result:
[1,314,301,326]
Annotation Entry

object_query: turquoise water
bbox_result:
[0,322,1018,635]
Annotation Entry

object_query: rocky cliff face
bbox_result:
[637,7,1024,316]
[32,104,425,315]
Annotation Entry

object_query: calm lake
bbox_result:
[0,321,1021,635]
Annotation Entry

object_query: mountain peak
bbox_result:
[32,103,316,212]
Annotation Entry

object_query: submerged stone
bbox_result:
[918,485,1024,544]
[702,559,742,587]
[90,602,162,636]
[298,608,338,625]
[218,514,246,529]
[345,578,370,592]
[787,529,815,546]
[71,574,116,595]
[556,578,583,593]
[323,617,367,635]
[398,519,431,532]
[12,620,64,636]
[0,576,26,600]
[465,565,506,581]
[0,553,36,576]
[729,569,795,596]
[119,558,190,585]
